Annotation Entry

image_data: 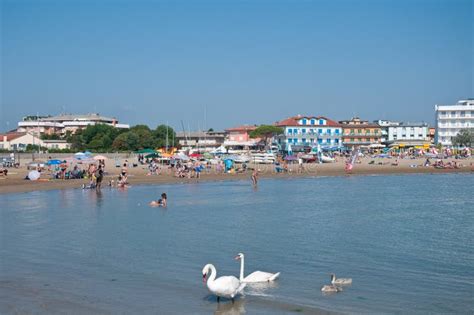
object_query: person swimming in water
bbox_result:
[150,193,167,207]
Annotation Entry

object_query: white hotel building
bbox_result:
[435,99,474,146]
[17,113,130,136]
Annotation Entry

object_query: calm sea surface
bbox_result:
[1,174,473,314]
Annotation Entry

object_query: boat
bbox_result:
[251,153,276,164]
[320,154,335,163]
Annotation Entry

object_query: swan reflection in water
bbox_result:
[244,280,279,297]
[214,299,245,315]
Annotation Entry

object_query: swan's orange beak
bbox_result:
[234,255,241,260]
[202,273,207,284]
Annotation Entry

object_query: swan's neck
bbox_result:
[207,264,217,284]
[239,256,245,281]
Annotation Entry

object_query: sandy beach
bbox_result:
[0,157,472,195]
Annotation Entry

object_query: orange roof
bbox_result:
[275,115,341,127]
[225,125,257,132]
[0,132,27,141]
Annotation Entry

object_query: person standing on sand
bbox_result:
[251,169,258,186]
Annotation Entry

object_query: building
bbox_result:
[42,140,71,150]
[386,122,430,148]
[17,113,130,136]
[428,127,436,144]
[375,120,400,144]
[176,130,225,151]
[0,132,43,151]
[435,99,474,146]
[224,125,259,147]
[339,117,382,149]
[275,115,342,151]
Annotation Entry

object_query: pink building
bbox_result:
[224,125,262,146]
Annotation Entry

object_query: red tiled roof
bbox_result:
[225,125,257,132]
[0,132,27,141]
[275,115,341,127]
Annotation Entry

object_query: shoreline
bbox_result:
[1,159,472,195]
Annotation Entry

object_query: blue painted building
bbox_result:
[275,115,343,151]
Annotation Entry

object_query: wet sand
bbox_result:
[0,157,472,195]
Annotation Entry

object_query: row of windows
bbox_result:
[287,128,340,135]
[344,129,379,134]
[439,111,474,117]
[300,119,326,126]
[393,134,424,139]
[287,138,339,144]
[344,138,378,142]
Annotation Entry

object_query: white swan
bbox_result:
[321,284,343,293]
[331,273,352,285]
[202,264,246,303]
[235,253,280,283]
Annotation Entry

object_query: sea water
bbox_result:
[1,174,473,314]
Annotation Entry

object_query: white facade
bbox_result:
[17,113,130,136]
[0,133,44,151]
[435,99,474,146]
[375,120,400,144]
[387,123,429,143]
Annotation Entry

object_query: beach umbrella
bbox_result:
[189,153,202,158]
[74,152,86,160]
[145,152,160,158]
[84,151,92,156]
[46,159,62,165]
[136,148,156,154]
[93,155,108,160]
[28,170,41,181]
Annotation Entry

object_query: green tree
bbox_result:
[452,129,473,147]
[112,131,140,151]
[249,125,283,146]
[154,125,176,148]
[130,125,155,149]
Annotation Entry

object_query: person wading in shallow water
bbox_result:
[150,193,167,207]
[251,169,258,186]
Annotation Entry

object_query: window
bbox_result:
[310,119,315,125]
[287,139,292,143]
[318,139,323,144]
[302,119,307,125]
[302,129,306,134]
[309,128,313,134]
[326,139,330,143]
[288,129,292,134]
[327,129,331,135]
[358,129,362,134]
[318,129,323,134]
[310,138,314,143]
[350,138,355,142]
[374,129,378,134]
[293,128,298,134]
[461,111,465,117]
[335,129,340,134]
[335,139,339,144]
[319,119,324,125]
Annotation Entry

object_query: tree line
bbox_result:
[40,124,176,153]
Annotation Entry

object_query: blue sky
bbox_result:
[1,0,472,132]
